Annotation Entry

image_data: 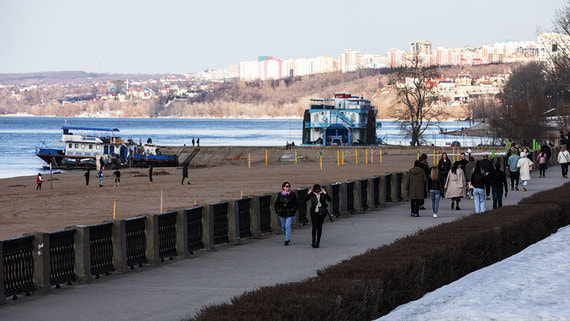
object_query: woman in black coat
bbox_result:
[274,181,298,246]
[305,184,331,248]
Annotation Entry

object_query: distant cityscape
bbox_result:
[191,33,568,81]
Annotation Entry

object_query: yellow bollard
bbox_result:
[417,152,420,160]
[265,149,268,167]
[355,149,358,165]
[342,150,345,165]
[113,200,116,220]
[365,149,368,165]
[433,150,436,164]
[337,150,340,166]
[248,153,251,169]
[320,156,323,170]
[452,147,456,162]
[371,149,373,164]
[295,150,297,165]
[241,190,243,199]
[160,189,163,213]
[380,150,383,164]
[194,200,197,206]
[436,150,439,163]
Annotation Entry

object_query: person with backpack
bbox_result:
[490,162,508,209]
[537,151,548,178]
[305,184,332,248]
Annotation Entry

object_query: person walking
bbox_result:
[490,162,508,209]
[405,160,427,217]
[517,152,534,191]
[445,161,466,211]
[557,145,570,178]
[471,161,487,213]
[537,150,548,178]
[507,151,521,191]
[97,169,104,187]
[479,154,494,199]
[274,182,298,245]
[197,138,200,147]
[438,152,452,192]
[464,156,476,199]
[113,169,121,187]
[192,138,195,146]
[428,167,443,218]
[418,154,429,210]
[541,143,551,171]
[305,184,331,248]
[181,165,189,185]
[36,173,43,191]
[458,152,469,172]
[148,165,153,184]
[84,169,90,187]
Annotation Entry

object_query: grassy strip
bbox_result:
[189,182,570,321]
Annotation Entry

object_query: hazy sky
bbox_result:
[0,0,567,74]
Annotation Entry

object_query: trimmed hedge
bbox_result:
[189,183,570,321]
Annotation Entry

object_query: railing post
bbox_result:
[73,226,91,283]
[227,200,241,245]
[31,232,51,294]
[112,220,128,274]
[0,242,5,305]
[144,214,160,265]
[175,209,189,258]
[202,205,215,250]
[250,196,262,238]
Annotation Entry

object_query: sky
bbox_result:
[378,225,570,321]
[0,0,568,74]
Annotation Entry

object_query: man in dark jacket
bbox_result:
[305,184,332,248]
[490,162,508,209]
[405,160,427,217]
[418,154,429,210]
[479,154,494,199]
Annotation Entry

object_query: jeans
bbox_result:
[473,188,486,213]
[509,171,519,189]
[279,216,294,241]
[521,180,528,188]
[492,187,503,209]
[429,190,440,214]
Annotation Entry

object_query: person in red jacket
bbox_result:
[36,173,43,191]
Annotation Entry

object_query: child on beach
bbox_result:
[36,173,43,190]
[97,170,104,187]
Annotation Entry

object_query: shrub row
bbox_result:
[189,182,570,321]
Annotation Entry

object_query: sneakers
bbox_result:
[515,186,519,191]
[419,206,426,210]
[523,186,527,191]
[433,213,438,218]
[284,240,290,246]
[456,207,461,210]
[410,213,420,217]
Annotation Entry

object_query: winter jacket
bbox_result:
[517,156,534,181]
[275,191,299,218]
[490,169,508,193]
[465,161,476,181]
[428,174,443,191]
[471,170,486,189]
[405,167,427,200]
[304,192,332,216]
[445,168,466,198]
[480,158,494,174]
[438,159,452,183]
[507,154,520,172]
[537,153,547,165]
[458,159,469,172]
[557,150,570,164]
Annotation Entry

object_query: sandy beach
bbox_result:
[0,151,427,240]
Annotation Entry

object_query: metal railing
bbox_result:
[212,202,229,245]
[258,195,272,233]
[2,235,35,298]
[359,179,369,211]
[158,211,177,261]
[49,229,76,287]
[89,222,114,278]
[346,181,355,213]
[186,207,204,253]
[236,198,252,238]
[125,216,147,269]
[296,188,309,225]
[331,183,341,217]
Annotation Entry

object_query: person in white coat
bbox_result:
[517,152,534,191]
[445,161,466,210]
[557,145,570,178]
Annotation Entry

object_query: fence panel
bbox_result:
[385,173,393,203]
[212,202,230,245]
[396,172,403,201]
[372,176,380,207]
[236,198,252,238]
[2,235,35,298]
[49,229,76,287]
[186,207,204,253]
[346,181,355,213]
[89,222,114,277]
[125,216,147,268]
[158,211,177,261]
[296,188,308,224]
[331,183,340,217]
[258,195,272,233]
[359,179,368,210]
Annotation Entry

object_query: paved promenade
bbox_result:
[1,169,567,321]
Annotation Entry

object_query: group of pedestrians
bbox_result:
[274,182,331,248]
[406,150,521,217]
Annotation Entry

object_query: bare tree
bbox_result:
[390,55,447,146]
